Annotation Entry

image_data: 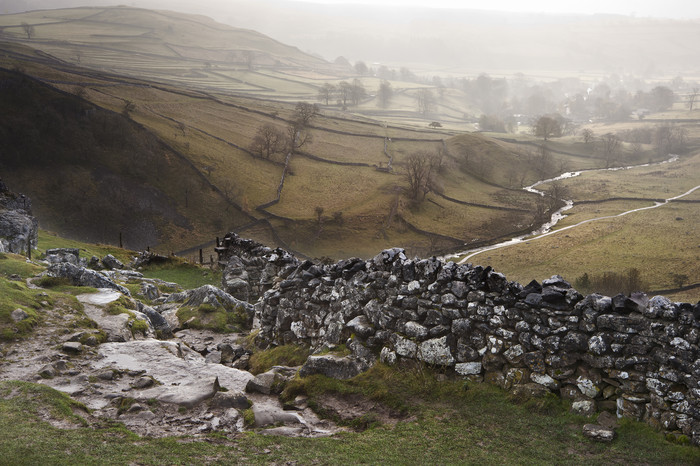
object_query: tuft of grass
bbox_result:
[248,344,310,375]
[140,259,221,290]
[175,304,247,333]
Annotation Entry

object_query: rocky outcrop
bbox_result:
[0,180,37,254]
[47,262,131,296]
[214,232,700,445]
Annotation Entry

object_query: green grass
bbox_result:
[175,303,247,333]
[247,344,310,375]
[140,259,221,290]
[37,231,135,265]
[0,252,44,279]
[0,368,698,465]
[0,278,43,340]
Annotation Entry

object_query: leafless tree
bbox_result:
[21,22,35,39]
[533,116,562,141]
[581,128,594,144]
[688,88,699,111]
[404,151,442,200]
[337,81,352,107]
[349,79,366,106]
[600,132,620,167]
[251,124,284,159]
[354,61,369,75]
[377,80,393,109]
[293,102,319,127]
[318,83,335,106]
[416,88,435,116]
[286,122,312,154]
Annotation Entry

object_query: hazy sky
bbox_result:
[295,0,700,18]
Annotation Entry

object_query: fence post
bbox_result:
[199,249,203,264]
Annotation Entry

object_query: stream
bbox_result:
[442,155,693,264]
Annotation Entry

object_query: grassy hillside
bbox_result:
[0,65,251,251]
[0,38,550,259]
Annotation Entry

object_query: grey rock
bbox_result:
[571,399,597,416]
[47,262,131,296]
[583,424,615,442]
[62,342,83,354]
[299,354,367,380]
[101,254,125,270]
[417,336,455,366]
[45,248,80,265]
[455,362,482,376]
[131,377,154,389]
[10,308,29,322]
[380,347,397,365]
[403,321,428,339]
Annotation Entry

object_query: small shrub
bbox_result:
[243,408,256,427]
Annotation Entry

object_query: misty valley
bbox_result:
[0,3,699,464]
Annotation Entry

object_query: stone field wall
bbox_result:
[217,232,700,444]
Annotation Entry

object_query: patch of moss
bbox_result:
[248,344,310,375]
[175,304,247,333]
[242,408,256,427]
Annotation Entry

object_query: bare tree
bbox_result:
[354,61,369,76]
[318,83,335,106]
[349,79,366,106]
[286,122,312,154]
[688,87,699,111]
[600,132,620,168]
[21,22,35,39]
[416,88,435,116]
[533,116,562,141]
[293,102,319,127]
[404,151,442,200]
[581,128,594,144]
[251,124,284,159]
[377,80,393,109]
[337,81,352,108]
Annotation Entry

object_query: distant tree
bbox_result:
[533,115,562,141]
[285,122,312,154]
[293,102,319,127]
[251,124,284,159]
[672,273,689,288]
[478,114,506,133]
[581,128,594,144]
[649,86,674,112]
[318,83,335,106]
[600,132,620,168]
[416,88,435,116]
[687,88,699,111]
[349,79,366,106]
[122,99,136,117]
[244,51,255,70]
[314,206,324,224]
[377,80,393,109]
[337,81,352,108]
[354,61,369,76]
[400,67,416,82]
[404,151,442,200]
[21,22,35,39]
[428,121,442,128]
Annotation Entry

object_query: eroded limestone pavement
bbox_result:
[0,248,339,438]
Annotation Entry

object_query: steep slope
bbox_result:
[0,66,252,251]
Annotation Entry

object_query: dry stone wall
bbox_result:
[217,232,700,444]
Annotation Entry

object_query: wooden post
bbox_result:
[216,236,220,247]
[119,232,123,248]
[27,243,31,261]
[199,249,203,264]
